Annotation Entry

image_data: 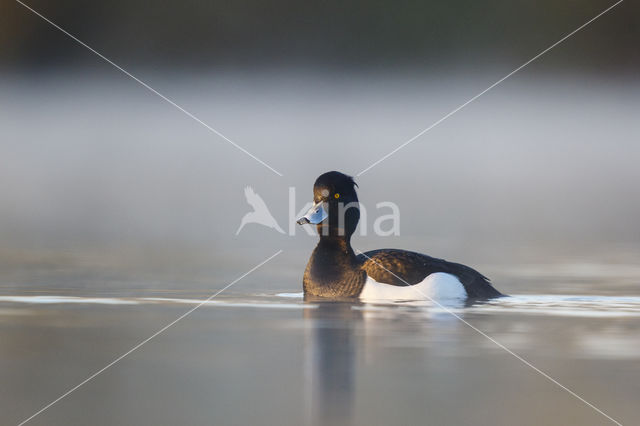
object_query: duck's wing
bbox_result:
[357,249,502,299]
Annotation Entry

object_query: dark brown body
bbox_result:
[303,242,502,299]
[300,171,503,300]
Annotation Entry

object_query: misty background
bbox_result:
[1,0,638,294]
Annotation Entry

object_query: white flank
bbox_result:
[359,272,467,302]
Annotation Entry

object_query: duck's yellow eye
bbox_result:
[334,193,340,199]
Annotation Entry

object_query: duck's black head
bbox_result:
[297,171,360,238]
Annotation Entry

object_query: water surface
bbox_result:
[1,283,639,426]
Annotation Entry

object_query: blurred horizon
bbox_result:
[2,0,639,72]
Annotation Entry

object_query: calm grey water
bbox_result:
[1,72,639,425]
[1,263,640,426]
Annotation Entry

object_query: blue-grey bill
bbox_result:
[296,201,328,225]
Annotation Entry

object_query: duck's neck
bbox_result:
[303,235,365,298]
[317,235,356,258]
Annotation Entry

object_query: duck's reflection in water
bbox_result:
[302,297,470,426]
[303,300,361,426]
